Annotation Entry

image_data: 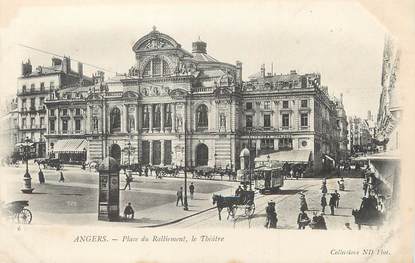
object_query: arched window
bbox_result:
[110,107,121,132]
[153,104,161,128]
[142,58,170,77]
[196,104,208,129]
[143,105,150,128]
[165,104,172,127]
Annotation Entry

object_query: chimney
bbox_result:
[21,59,32,76]
[62,56,71,74]
[192,38,207,54]
[260,64,265,78]
[235,60,242,84]
[77,62,83,79]
[51,57,62,67]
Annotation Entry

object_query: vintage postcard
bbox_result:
[0,1,413,262]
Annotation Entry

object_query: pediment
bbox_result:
[132,29,180,53]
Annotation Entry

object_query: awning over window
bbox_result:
[255,150,312,163]
[54,139,87,153]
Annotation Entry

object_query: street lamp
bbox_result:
[183,118,189,211]
[19,137,35,194]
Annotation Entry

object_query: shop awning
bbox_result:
[255,150,311,163]
[54,139,87,153]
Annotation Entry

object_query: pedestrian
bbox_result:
[176,187,183,206]
[334,190,340,208]
[189,182,195,199]
[123,174,133,190]
[149,166,153,177]
[321,194,327,214]
[144,165,149,177]
[297,209,310,229]
[363,179,368,196]
[299,193,308,211]
[58,171,65,182]
[138,164,142,177]
[321,181,328,194]
[123,202,134,219]
[329,193,336,215]
[265,201,277,229]
[38,169,45,184]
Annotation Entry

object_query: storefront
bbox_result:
[53,139,87,164]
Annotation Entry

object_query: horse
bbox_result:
[212,194,239,220]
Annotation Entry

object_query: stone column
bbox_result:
[149,104,153,133]
[172,103,176,132]
[137,104,142,131]
[160,103,165,132]
[122,104,127,133]
[160,140,165,165]
[86,106,91,133]
[149,140,153,165]
[135,105,139,132]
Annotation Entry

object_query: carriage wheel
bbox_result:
[17,209,32,224]
[245,202,255,217]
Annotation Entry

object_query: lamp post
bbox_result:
[20,137,35,194]
[183,118,189,211]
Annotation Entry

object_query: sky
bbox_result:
[0,1,387,118]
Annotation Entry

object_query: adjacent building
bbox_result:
[15,57,92,157]
[39,28,343,173]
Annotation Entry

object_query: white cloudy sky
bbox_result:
[0,1,386,118]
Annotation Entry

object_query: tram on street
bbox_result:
[254,167,284,194]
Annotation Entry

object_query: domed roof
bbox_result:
[240,148,250,157]
[98,157,120,172]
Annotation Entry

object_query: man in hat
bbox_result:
[297,209,310,229]
[265,200,277,229]
[329,193,336,215]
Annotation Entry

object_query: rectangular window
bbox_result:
[30,118,35,128]
[264,114,271,127]
[246,115,253,128]
[165,104,172,127]
[75,119,81,132]
[22,85,27,93]
[62,109,68,116]
[264,101,271,110]
[75,108,81,115]
[30,84,35,92]
[278,138,293,151]
[62,120,68,133]
[143,105,149,128]
[246,102,253,110]
[50,109,55,116]
[282,100,289,109]
[40,117,44,128]
[22,99,27,108]
[50,81,55,89]
[301,99,308,108]
[22,118,26,129]
[40,97,45,107]
[93,117,99,131]
[301,113,308,127]
[30,98,36,109]
[40,82,45,91]
[282,114,289,127]
[260,139,274,150]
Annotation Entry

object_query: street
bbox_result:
[0,164,364,229]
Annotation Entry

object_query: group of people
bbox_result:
[176,183,195,206]
[320,178,341,215]
[37,168,65,183]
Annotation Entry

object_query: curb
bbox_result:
[137,206,217,228]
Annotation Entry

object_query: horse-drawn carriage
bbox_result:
[212,190,255,220]
[1,200,32,224]
[35,158,62,170]
[352,196,385,229]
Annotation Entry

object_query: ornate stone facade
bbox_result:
[44,28,341,172]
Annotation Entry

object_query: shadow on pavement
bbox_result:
[121,218,165,224]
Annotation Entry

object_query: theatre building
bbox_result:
[44,28,340,173]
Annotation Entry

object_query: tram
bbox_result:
[254,167,284,194]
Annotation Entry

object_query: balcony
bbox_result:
[17,89,49,96]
